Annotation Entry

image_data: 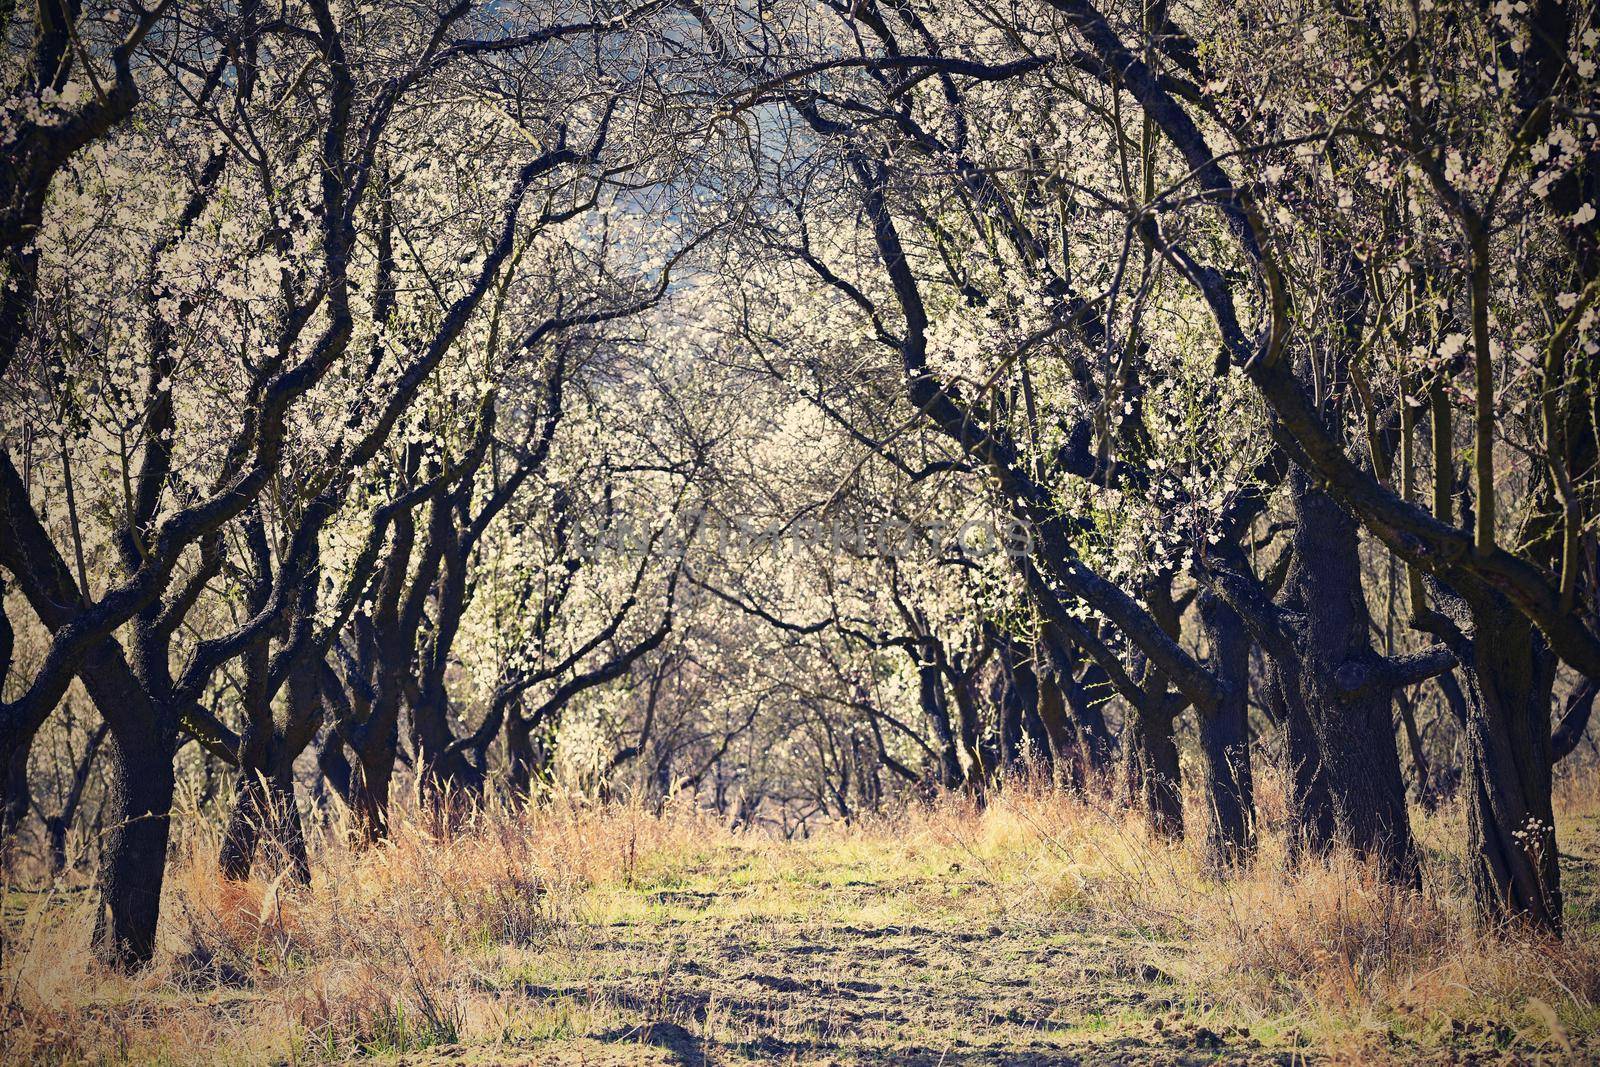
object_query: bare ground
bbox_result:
[382,820,1599,1065]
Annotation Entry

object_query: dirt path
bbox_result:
[10,802,1595,1064]
[386,812,1600,1066]
[407,845,1306,1066]
[499,913,1270,1065]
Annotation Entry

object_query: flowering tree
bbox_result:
[2,0,1596,971]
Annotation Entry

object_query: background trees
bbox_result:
[1,0,1597,970]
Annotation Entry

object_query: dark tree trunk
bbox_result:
[1035,634,1115,788]
[1,731,30,861]
[1270,471,1416,883]
[1195,590,1254,871]
[45,815,69,875]
[339,624,407,844]
[1034,671,1081,787]
[996,658,1027,776]
[1020,695,1054,772]
[317,728,355,809]
[219,761,309,884]
[219,653,320,880]
[1265,671,1338,857]
[948,663,991,794]
[219,713,273,880]
[1447,589,1562,932]
[93,719,176,971]
[408,497,482,799]
[1120,702,1182,838]
[1066,660,1116,775]
[506,703,543,800]
[216,770,264,881]
[996,635,1049,776]
[916,656,965,788]
[348,728,398,844]
[1438,669,1469,724]
[1117,578,1185,836]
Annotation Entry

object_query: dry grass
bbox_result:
[2,770,1598,1064]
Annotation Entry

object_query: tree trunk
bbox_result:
[995,640,1053,775]
[1451,590,1561,932]
[1,731,30,863]
[1116,578,1184,835]
[45,815,69,875]
[995,648,1029,776]
[1034,671,1081,787]
[271,767,310,883]
[93,721,176,971]
[219,712,273,880]
[1066,660,1116,776]
[317,729,355,809]
[1271,470,1416,883]
[506,702,552,802]
[220,656,319,880]
[348,734,396,844]
[507,720,535,799]
[219,761,309,883]
[917,656,965,788]
[1195,590,1254,871]
[1264,671,1337,856]
[219,768,265,880]
[1120,702,1182,838]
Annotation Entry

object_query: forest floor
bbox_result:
[3,776,1599,1065]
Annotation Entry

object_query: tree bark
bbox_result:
[93,718,176,971]
[1120,701,1182,838]
[916,653,965,788]
[219,762,309,884]
[1195,590,1254,871]
[1269,470,1417,883]
[348,727,398,844]
[1,730,30,863]
[1445,588,1562,931]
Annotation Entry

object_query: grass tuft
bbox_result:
[2,772,1597,1063]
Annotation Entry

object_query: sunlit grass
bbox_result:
[2,770,1597,1063]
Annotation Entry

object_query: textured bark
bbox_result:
[348,724,399,844]
[316,727,355,809]
[506,703,550,800]
[1264,669,1338,856]
[408,491,483,798]
[1270,471,1416,883]
[1445,589,1562,931]
[217,571,322,881]
[1120,701,1182,838]
[1063,659,1116,776]
[1119,580,1184,837]
[992,637,1052,776]
[916,653,965,788]
[1034,668,1080,785]
[93,718,176,971]
[219,763,309,884]
[995,643,1030,776]
[1,731,30,861]
[1195,590,1254,871]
